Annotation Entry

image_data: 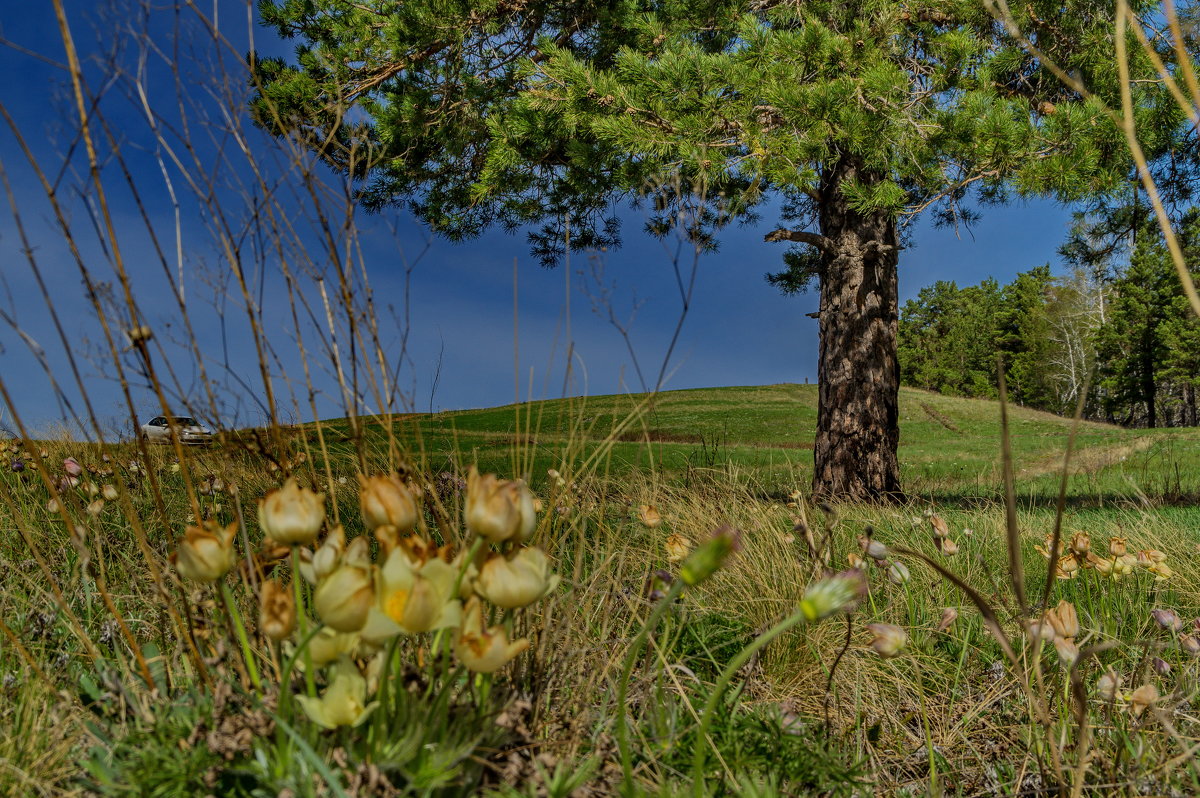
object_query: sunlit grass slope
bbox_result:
[310,384,1200,504]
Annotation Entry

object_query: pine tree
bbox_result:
[251,1,1184,501]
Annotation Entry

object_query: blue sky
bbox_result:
[0,0,1075,438]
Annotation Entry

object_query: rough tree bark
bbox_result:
[812,155,903,502]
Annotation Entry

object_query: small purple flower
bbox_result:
[10,459,24,472]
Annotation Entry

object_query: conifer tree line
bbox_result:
[900,218,1200,428]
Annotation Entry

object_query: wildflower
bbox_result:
[10,459,23,472]
[1129,683,1159,718]
[1152,657,1172,677]
[85,482,99,497]
[1045,600,1079,640]
[361,546,461,640]
[546,468,566,488]
[296,658,376,729]
[63,458,83,477]
[359,474,418,532]
[1147,561,1173,580]
[300,526,347,585]
[174,520,238,583]
[1054,637,1079,668]
[936,537,959,556]
[847,552,866,570]
[46,498,61,514]
[101,484,118,501]
[935,607,958,633]
[1137,549,1167,566]
[1152,608,1183,632]
[798,571,867,622]
[679,525,740,586]
[887,561,911,585]
[258,477,325,545]
[929,513,949,539]
[312,540,374,632]
[665,533,693,563]
[465,467,537,544]
[858,535,888,561]
[1035,533,1063,559]
[305,628,360,666]
[1109,536,1128,557]
[638,504,663,528]
[1055,554,1080,580]
[454,597,530,673]
[1180,634,1200,657]
[1027,619,1057,643]
[1068,531,1090,557]
[866,623,908,658]
[86,499,104,517]
[1097,670,1122,701]
[259,579,297,642]
[474,547,559,609]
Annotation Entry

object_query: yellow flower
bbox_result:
[1068,531,1091,557]
[1137,549,1167,565]
[454,597,530,673]
[474,547,559,609]
[638,504,663,529]
[305,627,360,666]
[313,540,375,632]
[464,467,536,544]
[259,578,297,642]
[1109,536,1128,557]
[296,658,376,729]
[359,474,418,532]
[361,547,461,641]
[258,477,325,545]
[1147,561,1173,580]
[866,623,907,658]
[665,533,693,563]
[174,520,238,583]
[300,526,347,585]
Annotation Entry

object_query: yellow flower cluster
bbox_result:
[1035,531,1172,581]
[172,467,557,729]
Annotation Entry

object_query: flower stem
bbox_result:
[617,579,685,792]
[691,606,811,797]
[291,547,315,697]
[219,580,261,692]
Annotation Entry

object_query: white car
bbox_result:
[140,416,214,445]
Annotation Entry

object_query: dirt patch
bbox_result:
[1017,437,1155,479]
[920,403,961,434]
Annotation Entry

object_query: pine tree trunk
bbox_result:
[812,155,903,502]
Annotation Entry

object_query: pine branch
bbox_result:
[764,228,836,255]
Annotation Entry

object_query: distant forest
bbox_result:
[899,220,1200,428]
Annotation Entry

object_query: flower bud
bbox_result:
[665,533,693,563]
[798,571,867,622]
[929,513,948,539]
[638,504,662,528]
[454,598,530,673]
[359,474,418,532]
[1108,536,1128,557]
[887,561,911,585]
[174,520,238,583]
[1045,600,1079,640]
[63,457,83,477]
[1068,531,1090,556]
[679,525,740,586]
[1054,637,1079,668]
[935,607,958,633]
[1152,657,1172,677]
[258,477,325,545]
[1096,670,1122,701]
[475,547,560,609]
[101,484,118,501]
[260,578,297,642]
[866,623,907,658]
[1152,608,1183,632]
[313,563,374,632]
[936,537,958,556]
[1129,683,1159,718]
[858,535,888,561]
[465,467,537,544]
[1180,634,1200,657]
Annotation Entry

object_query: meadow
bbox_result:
[5,384,1200,796]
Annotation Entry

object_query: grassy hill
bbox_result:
[309,383,1200,505]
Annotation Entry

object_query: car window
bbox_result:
[176,418,197,426]
[150,417,164,426]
